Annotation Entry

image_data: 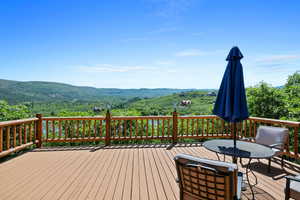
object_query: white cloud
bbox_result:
[175,49,206,57]
[175,49,226,57]
[78,64,158,73]
[256,54,300,63]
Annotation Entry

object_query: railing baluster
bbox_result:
[151,119,154,138]
[253,121,257,137]
[221,120,226,136]
[82,121,86,139]
[206,119,209,136]
[6,127,10,150]
[181,119,184,136]
[167,119,170,138]
[58,121,61,139]
[46,120,49,141]
[186,119,189,136]
[146,119,149,138]
[13,126,17,147]
[0,127,3,152]
[249,120,253,137]
[52,120,55,140]
[196,119,199,136]
[135,120,138,138]
[156,119,160,136]
[211,119,214,136]
[124,120,127,138]
[162,120,165,138]
[118,120,121,138]
[19,125,22,145]
[94,120,97,138]
[99,120,103,138]
[202,119,204,137]
[130,120,133,138]
[142,119,145,138]
[71,121,75,139]
[29,124,32,142]
[88,120,91,138]
[65,120,68,139]
[191,119,194,136]
[24,124,27,144]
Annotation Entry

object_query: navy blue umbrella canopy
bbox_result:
[213,46,249,163]
[213,46,249,122]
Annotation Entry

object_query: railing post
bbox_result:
[36,114,43,148]
[172,110,178,144]
[105,110,111,146]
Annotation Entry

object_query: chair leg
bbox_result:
[180,191,183,200]
[285,178,290,200]
[268,158,271,173]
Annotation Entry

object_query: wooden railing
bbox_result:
[1,112,299,159]
[0,117,40,158]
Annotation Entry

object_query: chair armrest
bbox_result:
[186,163,200,168]
[286,175,300,182]
[269,143,284,149]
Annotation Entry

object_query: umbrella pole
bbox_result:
[233,122,237,164]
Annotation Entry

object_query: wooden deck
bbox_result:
[1,144,299,200]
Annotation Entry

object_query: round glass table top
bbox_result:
[203,139,275,159]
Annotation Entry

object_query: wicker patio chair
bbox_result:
[285,175,300,200]
[174,154,243,200]
[242,125,289,172]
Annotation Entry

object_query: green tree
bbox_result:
[284,71,300,121]
[0,100,30,121]
[247,82,287,119]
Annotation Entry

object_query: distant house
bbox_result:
[180,100,192,106]
[207,91,217,96]
[93,107,102,113]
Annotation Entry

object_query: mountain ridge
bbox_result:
[0,79,214,104]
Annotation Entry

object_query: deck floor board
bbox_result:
[1,144,299,200]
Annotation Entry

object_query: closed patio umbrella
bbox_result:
[213,46,249,163]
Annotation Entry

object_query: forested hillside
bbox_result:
[0,79,200,104]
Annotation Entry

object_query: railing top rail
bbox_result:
[0,118,39,127]
[249,117,300,127]
[178,115,217,119]
[111,116,172,120]
[42,116,106,121]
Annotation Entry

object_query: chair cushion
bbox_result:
[256,126,289,148]
[290,175,300,199]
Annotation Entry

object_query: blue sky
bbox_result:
[0,0,300,89]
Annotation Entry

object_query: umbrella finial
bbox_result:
[226,46,243,61]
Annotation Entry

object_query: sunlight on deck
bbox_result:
[1,144,299,200]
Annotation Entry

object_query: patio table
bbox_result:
[203,139,275,199]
